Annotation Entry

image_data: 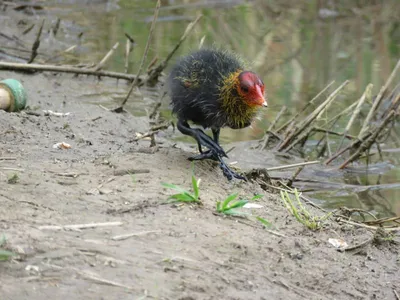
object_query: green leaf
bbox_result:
[216,201,221,212]
[0,249,14,261]
[162,182,191,195]
[222,193,238,209]
[226,200,248,210]
[0,235,5,247]
[223,209,249,216]
[191,175,199,200]
[251,194,263,201]
[256,216,273,228]
[167,193,196,203]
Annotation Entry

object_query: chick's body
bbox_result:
[168,49,258,130]
[167,48,267,181]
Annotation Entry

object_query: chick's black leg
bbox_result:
[177,120,227,160]
[212,128,220,143]
[190,128,222,161]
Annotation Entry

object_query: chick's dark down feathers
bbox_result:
[168,49,244,129]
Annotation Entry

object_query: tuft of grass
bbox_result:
[281,188,331,230]
[0,236,15,261]
[256,216,274,228]
[251,194,263,201]
[162,174,201,203]
[216,193,249,216]
[7,173,19,184]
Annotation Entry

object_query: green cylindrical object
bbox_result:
[0,79,27,112]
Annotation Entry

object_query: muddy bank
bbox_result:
[0,71,399,300]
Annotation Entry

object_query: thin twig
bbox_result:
[0,61,142,81]
[339,111,395,169]
[394,289,400,300]
[278,81,349,151]
[114,0,161,113]
[113,169,150,176]
[111,230,162,241]
[340,236,374,252]
[124,33,135,73]
[39,221,123,231]
[286,162,307,187]
[0,167,24,171]
[336,84,372,151]
[337,218,400,232]
[275,81,335,133]
[265,161,319,172]
[28,19,44,63]
[360,59,400,136]
[312,127,356,139]
[132,122,171,142]
[260,106,286,150]
[146,14,202,86]
[94,42,119,71]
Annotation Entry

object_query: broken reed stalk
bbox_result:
[359,59,400,137]
[312,127,356,139]
[277,80,349,151]
[261,105,287,150]
[146,14,203,86]
[265,160,319,171]
[286,162,307,187]
[0,61,142,81]
[114,0,161,113]
[338,110,396,169]
[125,39,131,73]
[28,19,44,63]
[94,42,119,71]
[44,44,77,63]
[124,33,135,73]
[336,83,373,152]
[275,80,335,133]
[324,130,373,165]
[324,97,364,127]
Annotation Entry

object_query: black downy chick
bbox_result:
[168,49,267,180]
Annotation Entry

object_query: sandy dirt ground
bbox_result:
[0,69,399,300]
[0,5,399,299]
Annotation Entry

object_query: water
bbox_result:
[38,0,400,217]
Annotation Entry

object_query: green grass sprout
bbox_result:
[0,236,15,261]
[162,174,201,203]
[281,188,331,230]
[216,193,249,216]
[256,216,273,228]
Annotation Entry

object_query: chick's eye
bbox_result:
[241,86,249,93]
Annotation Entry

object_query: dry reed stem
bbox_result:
[28,19,44,63]
[0,61,141,81]
[94,42,119,71]
[275,81,335,133]
[336,83,373,152]
[278,81,349,151]
[39,221,123,231]
[338,110,396,169]
[146,14,202,86]
[265,161,320,172]
[124,39,131,73]
[260,105,286,150]
[324,130,372,165]
[337,218,400,232]
[115,0,161,112]
[359,59,400,136]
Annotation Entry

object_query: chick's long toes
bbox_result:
[219,161,246,181]
[195,130,228,158]
[188,150,219,161]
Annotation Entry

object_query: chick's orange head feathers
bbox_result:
[237,71,267,107]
